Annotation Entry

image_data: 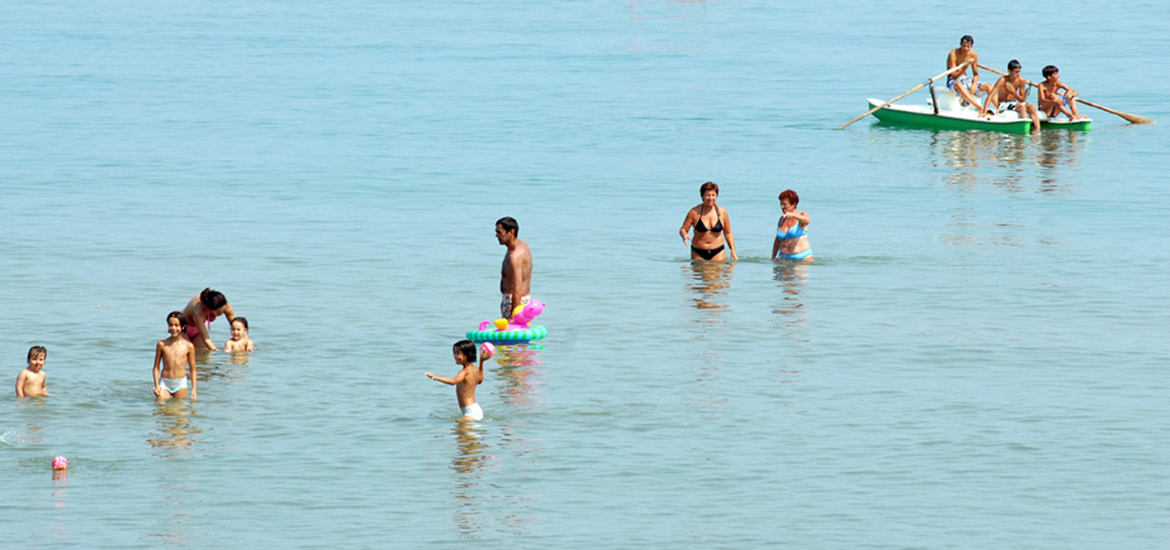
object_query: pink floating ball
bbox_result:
[480,342,495,360]
[51,456,68,470]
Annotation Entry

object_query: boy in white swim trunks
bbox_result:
[153,311,197,402]
[425,340,486,421]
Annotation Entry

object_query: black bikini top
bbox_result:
[695,207,724,234]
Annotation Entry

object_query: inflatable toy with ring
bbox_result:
[467,300,547,344]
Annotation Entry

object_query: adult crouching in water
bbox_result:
[680,181,738,261]
[496,217,533,321]
[772,189,813,262]
[181,288,237,350]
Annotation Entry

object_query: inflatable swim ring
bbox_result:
[466,300,547,344]
[467,324,547,344]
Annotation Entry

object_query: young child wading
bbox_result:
[15,345,48,398]
[153,311,197,402]
[224,317,254,352]
[425,340,486,421]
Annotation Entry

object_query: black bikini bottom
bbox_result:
[691,245,725,260]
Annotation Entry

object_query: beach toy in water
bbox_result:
[468,300,547,344]
[51,456,68,470]
[480,342,495,360]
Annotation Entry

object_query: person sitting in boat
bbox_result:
[945,35,991,108]
[981,60,1041,134]
[1037,65,1086,121]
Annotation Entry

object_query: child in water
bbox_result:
[153,311,197,402]
[425,340,486,421]
[224,317,254,352]
[15,345,48,397]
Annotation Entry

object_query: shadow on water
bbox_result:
[145,401,201,545]
[764,262,812,416]
[147,400,201,453]
[193,349,249,383]
[451,422,489,476]
[15,396,50,409]
[681,260,735,314]
[772,261,810,321]
[51,467,68,541]
[446,407,537,539]
[449,424,491,547]
[492,344,544,412]
[678,260,739,395]
[1035,130,1088,191]
[923,128,1086,192]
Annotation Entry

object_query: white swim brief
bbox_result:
[160,376,188,393]
[461,403,484,421]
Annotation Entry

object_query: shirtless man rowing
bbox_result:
[496,216,532,321]
[981,59,1042,134]
[946,35,992,108]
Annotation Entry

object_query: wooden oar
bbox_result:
[978,64,1154,124]
[1075,98,1154,125]
[838,62,969,130]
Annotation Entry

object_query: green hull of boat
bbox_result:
[1040,119,1092,131]
[869,101,1032,134]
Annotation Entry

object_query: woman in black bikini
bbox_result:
[679,181,738,261]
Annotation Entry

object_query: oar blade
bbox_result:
[1080,99,1156,125]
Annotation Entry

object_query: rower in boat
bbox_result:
[945,35,992,108]
[1037,65,1088,121]
[981,60,1042,134]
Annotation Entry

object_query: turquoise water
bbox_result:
[3,1,1169,547]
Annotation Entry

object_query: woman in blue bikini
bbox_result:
[680,181,738,261]
[772,189,813,262]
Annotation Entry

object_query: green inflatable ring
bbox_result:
[467,325,546,345]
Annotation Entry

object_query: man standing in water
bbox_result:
[496,216,532,321]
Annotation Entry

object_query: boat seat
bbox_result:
[928,86,967,112]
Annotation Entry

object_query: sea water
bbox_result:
[2,1,1168,548]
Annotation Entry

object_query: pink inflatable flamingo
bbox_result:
[478,300,545,331]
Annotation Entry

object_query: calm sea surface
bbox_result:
[2,1,1168,548]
